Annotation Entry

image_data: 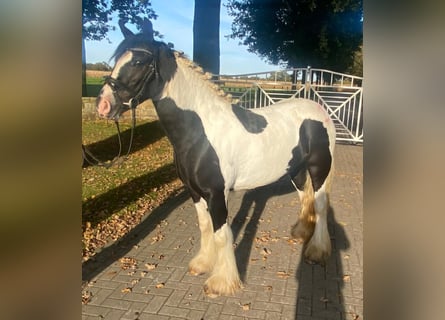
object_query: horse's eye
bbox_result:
[133,60,143,66]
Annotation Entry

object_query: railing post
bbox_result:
[305,66,311,99]
[291,69,297,91]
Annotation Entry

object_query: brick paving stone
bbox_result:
[158,305,190,318]
[100,309,126,320]
[82,144,363,319]
[142,295,167,314]
[165,289,188,307]
[138,314,169,320]
[82,304,110,317]
[188,309,206,320]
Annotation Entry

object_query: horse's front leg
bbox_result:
[189,198,217,275]
[190,191,241,296]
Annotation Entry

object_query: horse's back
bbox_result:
[254,98,336,149]
[255,98,333,125]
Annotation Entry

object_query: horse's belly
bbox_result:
[225,145,293,191]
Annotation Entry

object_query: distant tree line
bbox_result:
[86,62,113,71]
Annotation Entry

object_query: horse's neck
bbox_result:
[161,57,228,113]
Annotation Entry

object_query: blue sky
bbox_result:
[84,0,279,75]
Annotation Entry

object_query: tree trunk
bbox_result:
[193,0,221,76]
[82,37,87,97]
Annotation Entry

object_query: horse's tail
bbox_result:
[291,171,316,242]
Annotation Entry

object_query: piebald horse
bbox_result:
[96,20,336,296]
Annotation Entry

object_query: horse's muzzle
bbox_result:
[97,97,111,118]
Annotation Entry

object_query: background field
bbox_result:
[85,70,110,96]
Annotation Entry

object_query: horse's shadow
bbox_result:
[230,179,350,319]
[294,206,350,319]
[231,178,294,281]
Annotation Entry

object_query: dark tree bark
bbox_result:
[82,38,87,97]
[193,0,221,76]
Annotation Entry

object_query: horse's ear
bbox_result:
[157,43,177,82]
[141,18,154,42]
[119,19,134,38]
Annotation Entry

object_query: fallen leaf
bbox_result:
[145,263,158,270]
[261,248,272,255]
[121,287,132,293]
[343,275,351,282]
[155,283,165,288]
[119,257,137,270]
[150,233,165,244]
[240,302,251,311]
[82,290,92,304]
[277,271,290,279]
[320,297,329,303]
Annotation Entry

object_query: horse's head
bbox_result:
[97,19,177,119]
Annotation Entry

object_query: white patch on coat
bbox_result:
[97,51,134,106]
[160,55,336,193]
[111,51,133,78]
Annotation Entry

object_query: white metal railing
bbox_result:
[214,67,363,144]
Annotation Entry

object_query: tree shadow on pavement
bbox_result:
[294,206,350,319]
[82,190,189,284]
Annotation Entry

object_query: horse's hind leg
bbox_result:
[304,172,332,264]
[291,171,316,243]
[303,154,334,264]
[291,118,334,265]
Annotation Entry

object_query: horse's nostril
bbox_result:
[97,98,111,117]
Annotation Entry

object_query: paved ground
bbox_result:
[82,144,363,320]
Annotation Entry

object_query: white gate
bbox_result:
[214,67,363,144]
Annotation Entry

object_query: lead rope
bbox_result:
[82,104,137,168]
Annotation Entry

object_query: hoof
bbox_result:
[291,221,314,243]
[303,241,331,266]
[203,274,241,297]
[189,256,214,276]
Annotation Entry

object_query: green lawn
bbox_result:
[82,119,183,261]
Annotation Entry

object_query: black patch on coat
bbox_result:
[231,104,268,133]
[287,119,332,192]
[154,98,227,231]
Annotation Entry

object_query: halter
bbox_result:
[82,48,158,168]
[104,48,158,114]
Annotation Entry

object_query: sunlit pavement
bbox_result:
[82,143,362,320]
